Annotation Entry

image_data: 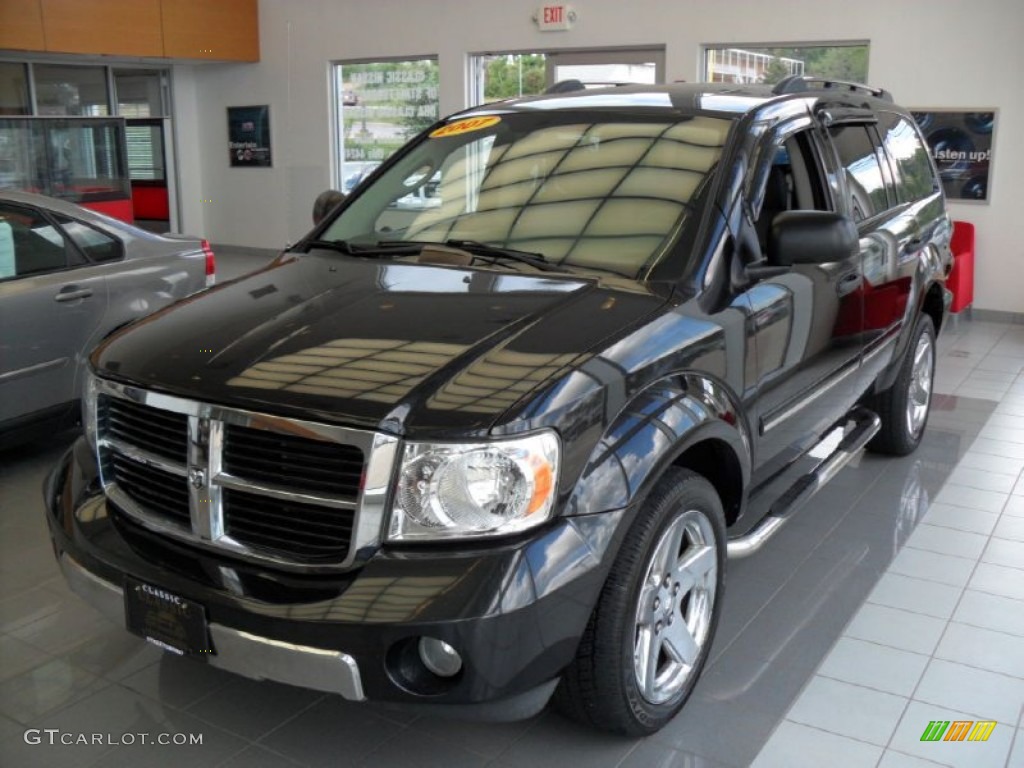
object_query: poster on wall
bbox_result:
[227,105,272,167]
[911,109,996,203]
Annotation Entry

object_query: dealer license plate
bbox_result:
[124,578,212,656]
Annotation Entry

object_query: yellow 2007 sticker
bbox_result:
[429,116,501,138]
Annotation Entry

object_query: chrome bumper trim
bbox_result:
[58,554,366,700]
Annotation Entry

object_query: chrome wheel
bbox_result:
[633,509,717,705]
[906,331,934,438]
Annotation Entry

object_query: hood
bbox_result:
[93,253,670,435]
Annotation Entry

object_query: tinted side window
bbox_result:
[828,125,888,221]
[0,203,70,279]
[878,113,938,203]
[55,215,124,263]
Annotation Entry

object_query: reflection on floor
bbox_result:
[0,320,1021,768]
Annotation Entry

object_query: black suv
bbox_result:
[45,77,952,735]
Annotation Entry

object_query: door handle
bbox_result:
[54,287,93,303]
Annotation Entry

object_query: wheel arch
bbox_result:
[563,372,751,528]
[874,278,947,394]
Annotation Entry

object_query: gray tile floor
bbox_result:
[1,281,1021,766]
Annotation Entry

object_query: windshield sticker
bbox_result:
[429,116,501,138]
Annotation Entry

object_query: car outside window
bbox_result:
[55,215,124,263]
[0,203,69,278]
[829,124,889,221]
[877,113,938,203]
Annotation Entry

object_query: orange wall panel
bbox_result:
[161,0,259,62]
[0,0,46,52]
[41,0,163,57]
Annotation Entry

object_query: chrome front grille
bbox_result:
[92,378,398,571]
[109,453,191,527]
[106,397,188,463]
[223,424,364,497]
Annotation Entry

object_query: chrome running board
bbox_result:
[727,407,881,559]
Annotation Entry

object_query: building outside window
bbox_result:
[703,43,869,85]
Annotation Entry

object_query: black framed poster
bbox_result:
[227,105,272,167]
[910,109,996,203]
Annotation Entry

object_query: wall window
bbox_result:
[34,64,110,116]
[0,63,30,116]
[114,69,168,118]
[469,49,665,107]
[703,44,868,85]
[829,124,888,220]
[473,54,549,105]
[0,118,129,203]
[332,58,439,193]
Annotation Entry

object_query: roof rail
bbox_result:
[772,75,893,103]
[544,79,586,94]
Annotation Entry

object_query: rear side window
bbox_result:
[0,203,70,278]
[828,125,889,221]
[877,113,938,203]
[55,215,124,263]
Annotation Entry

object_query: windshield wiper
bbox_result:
[305,238,356,254]
[443,239,557,272]
[304,239,420,256]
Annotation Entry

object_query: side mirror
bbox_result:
[769,211,858,266]
[312,189,345,225]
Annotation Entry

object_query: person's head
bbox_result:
[312,189,345,224]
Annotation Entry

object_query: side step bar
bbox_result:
[727,407,881,559]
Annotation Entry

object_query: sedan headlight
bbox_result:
[388,432,560,541]
[82,371,100,449]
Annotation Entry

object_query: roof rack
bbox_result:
[772,75,893,103]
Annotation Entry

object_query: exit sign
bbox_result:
[535,5,577,31]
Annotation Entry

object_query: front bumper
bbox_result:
[45,438,624,719]
[58,553,365,700]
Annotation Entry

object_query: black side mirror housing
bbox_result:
[312,189,345,225]
[769,211,858,266]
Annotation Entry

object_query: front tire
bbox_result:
[868,314,936,456]
[553,468,726,735]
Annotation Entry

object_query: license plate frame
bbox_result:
[124,578,212,656]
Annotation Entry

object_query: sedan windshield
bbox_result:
[320,111,732,277]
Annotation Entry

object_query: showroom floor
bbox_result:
[0,253,1021,767]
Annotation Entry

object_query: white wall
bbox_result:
[176,0,1024,313]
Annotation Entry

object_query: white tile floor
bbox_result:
[753,319,1024,768]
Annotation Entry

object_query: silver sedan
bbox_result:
[0,191,214,445]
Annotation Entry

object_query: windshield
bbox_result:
[320,111,732,277]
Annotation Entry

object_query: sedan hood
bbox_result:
[93,253,669,435]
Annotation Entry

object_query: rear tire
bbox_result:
[867,314,936,456]
[553,468,726,735]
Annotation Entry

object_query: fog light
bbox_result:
[417,637,462,678]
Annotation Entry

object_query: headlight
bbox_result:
[82,371,99,449]
[388,431,560,541]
